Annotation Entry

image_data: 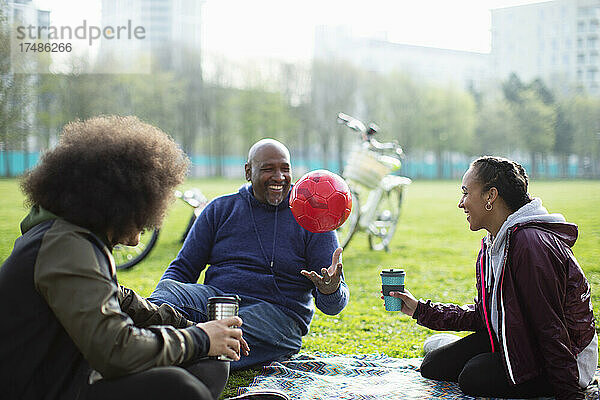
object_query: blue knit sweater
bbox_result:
[161,184,349,334]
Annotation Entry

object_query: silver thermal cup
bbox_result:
[207,296,240,361]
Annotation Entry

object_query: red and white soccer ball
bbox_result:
[289,170,352,233]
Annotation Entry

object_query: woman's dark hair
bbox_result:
[471,156,532,212]
[21,115,190,242]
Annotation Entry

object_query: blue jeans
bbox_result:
[148,279,303,371]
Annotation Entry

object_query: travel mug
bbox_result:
[207,295,240,361]
[381,269,405,312]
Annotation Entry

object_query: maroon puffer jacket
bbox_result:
[415,221,596,400]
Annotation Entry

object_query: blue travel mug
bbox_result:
[381,269,405,312]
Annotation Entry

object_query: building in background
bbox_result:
[317,1,600,97]
[5,0,49,30]
[491,0,600,95]
[314,25,490,91]
[99,0,203,72]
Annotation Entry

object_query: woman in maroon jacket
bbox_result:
[391,156,597,400]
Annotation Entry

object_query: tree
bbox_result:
[553,105,574,177]
[566,95,600,178]
[277,62,310,169]
[227,85,298,163]
[502,73,526,104]
[473,94,517,156]
[502,75,557,177]
[512,89,556,176]
[0,4,32,176]
[360,72,427,154]
[171,47,204,156]
[310,60,359,172]
[421,86,476,178]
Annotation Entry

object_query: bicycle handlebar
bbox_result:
[336,112,404,157]
[337,112,367,134]
[175,189,208,208]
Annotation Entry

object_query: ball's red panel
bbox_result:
[330,174,350,193]
[319,213,341,232]
[290,197,306,216]
[298,215,319,233]
[308,193,328,209]
[315,180,335,198]
[298,177,315,199]
[327,192,348,218]
[290,169,352,233]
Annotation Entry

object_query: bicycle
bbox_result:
[335,112,412,252]
[112,188,208,270]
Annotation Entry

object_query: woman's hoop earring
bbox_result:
[485,202,492,211]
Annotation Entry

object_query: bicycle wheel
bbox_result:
[113,228,160,271]
[181,213,197,243]
[367,185,405,252]
[335,187,360,248]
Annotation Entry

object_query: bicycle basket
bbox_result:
[343,147,399,189]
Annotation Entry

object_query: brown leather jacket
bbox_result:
[415,221,596,400]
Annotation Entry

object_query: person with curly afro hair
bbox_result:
[0,116,249,400]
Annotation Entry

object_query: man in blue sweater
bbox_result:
[149,138,349,370]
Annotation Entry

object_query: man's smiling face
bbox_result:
[245,142,292,206]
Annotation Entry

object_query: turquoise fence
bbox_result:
[189,155,586,179]
[0,152,40,177]
[0,151,593,179]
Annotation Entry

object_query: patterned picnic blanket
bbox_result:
[237,354,599,400]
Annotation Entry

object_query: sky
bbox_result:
[34,0,549,62]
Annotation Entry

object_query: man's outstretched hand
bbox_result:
[301,247,343,295]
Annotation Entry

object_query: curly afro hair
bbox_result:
[21,115,190,243]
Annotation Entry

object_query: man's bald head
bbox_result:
[247,139,290,166]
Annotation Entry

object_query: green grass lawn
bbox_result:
[1,178,599,397]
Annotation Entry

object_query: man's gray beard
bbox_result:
[266,189,288,206]
[267,196,283,206]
